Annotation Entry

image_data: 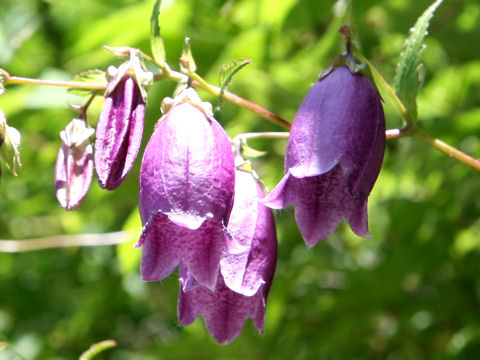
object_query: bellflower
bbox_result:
[178,170,277,344]
[94,52,152,190]
[137,88,235,290]
[263,65,385,247]
[55,118,94,210]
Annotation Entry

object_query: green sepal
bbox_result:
[394,0,443,123]
[179,37,197,75]
[241,141,267,159]
[0,111,22,176]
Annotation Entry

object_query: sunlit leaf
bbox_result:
[394,0,443,123]
[150,0,166,66]
[218,58,252,105]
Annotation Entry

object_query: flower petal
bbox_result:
[138,212,227,290]
[139,102,234,225]
[221,170,277,296]
[178,268,267,345]
[288,165,370,247]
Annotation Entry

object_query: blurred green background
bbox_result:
[1,0,480,358]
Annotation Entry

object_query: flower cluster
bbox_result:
[137,88,277,344]
[25,52,384,343]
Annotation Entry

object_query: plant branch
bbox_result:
[413,129,480,171]
[79,340,117,360]
[2,67,479,172]
[5,75,106,90]
[0,230,139,253]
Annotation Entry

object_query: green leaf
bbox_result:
[179,37,197,75]
[150,0,166,66]
[394,0,443,123]
[218,58,252,105]
[68,70,107,97]
[219,58,253,90]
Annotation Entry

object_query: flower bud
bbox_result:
[263,65,385,247]
[94,52,152,190]
[55,119,94,210]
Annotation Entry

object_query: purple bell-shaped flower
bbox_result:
[178,169,277,344]
[137,88,235,290]
[263,65,385,247]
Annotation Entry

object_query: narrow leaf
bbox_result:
[218,58,252,105]
[394,0,443,123]
[150,0,166,66]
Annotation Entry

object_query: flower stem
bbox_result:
[189,73,292,129]
[2,68,479,172]
[413,129,480,171]
[6,75,106,90]
[0,230,138,253]
[234,132,290,142]
[79,340,117,360]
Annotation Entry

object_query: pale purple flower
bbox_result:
[221,169,277,296]
[55,118,94,210]
[177,169,277,344]
[95,54,152,190]
[137,89,235,291]
[263,65,385,247]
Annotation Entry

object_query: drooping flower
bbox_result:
[137,88,235,290]
[177,169,277,344]
[221,169,278,296]
[55,118,94,210]
[94,51,152,190]
[263,65,385,247]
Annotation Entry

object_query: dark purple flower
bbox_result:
[55,118,94,210]
[263,65,385,247]
[177,169,277,344]
[137,89,235,290]
[94,53,152,190]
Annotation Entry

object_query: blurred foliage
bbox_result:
[1,0,480,359]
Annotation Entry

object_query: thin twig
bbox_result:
[0,230,140,253]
